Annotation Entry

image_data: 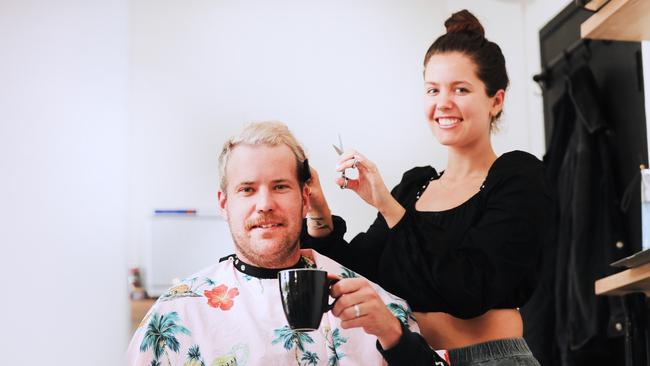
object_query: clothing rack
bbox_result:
[533,39,592,88]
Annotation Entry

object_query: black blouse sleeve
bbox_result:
[377,322,449,366]
[300,166,434,280]
[386,152,552,317]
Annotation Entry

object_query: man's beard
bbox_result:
[228,213,302,268]
[233,234,300,268]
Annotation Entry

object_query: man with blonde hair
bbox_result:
[127,121,445,366]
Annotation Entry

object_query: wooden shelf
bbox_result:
[581,0,650,41]
[130,298,156,333]
[595,261,650,296]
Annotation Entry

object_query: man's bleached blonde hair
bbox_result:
[218,121,308,192]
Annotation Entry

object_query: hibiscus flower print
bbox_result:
[204,284,240,310]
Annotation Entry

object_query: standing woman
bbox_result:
[304,9,550,366]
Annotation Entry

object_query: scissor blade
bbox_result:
[332,144,343,155]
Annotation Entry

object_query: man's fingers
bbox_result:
[339,315,368,329]
[330,277,368,297]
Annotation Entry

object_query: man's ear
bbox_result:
[218,191,228,221]
[301,184,310,218]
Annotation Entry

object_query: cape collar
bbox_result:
[220,254,314,279]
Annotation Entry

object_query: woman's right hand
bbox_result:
[335,150,405,227]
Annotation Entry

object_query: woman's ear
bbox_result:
[490,89,505,117]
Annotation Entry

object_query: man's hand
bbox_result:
[330,277,403,349]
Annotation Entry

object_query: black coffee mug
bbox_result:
[278,269,338,331]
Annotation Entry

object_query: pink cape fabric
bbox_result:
[127,249,422,366]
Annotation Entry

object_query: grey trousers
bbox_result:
[447,338,540,366]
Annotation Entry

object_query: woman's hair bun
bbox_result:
[444,9,484,37]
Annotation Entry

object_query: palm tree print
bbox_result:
[161,277,217,302]
[184,344,205,366]
[191,277,216,290]
[326,328,348,366]
[302,256,316,268]
[387,303,414,330]
[272,325,315,365]
[339,267,358,279]
[150,360,161,366]
[301,351,319,366]
[140,311,191,365]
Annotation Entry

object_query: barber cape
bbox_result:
[127,249,419,366]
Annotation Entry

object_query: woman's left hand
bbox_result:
[335,150,405,227]
[330,277,403,349]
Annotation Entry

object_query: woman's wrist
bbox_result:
[377,195,405,228]
[306,215,334,237]
[306,206,334,237]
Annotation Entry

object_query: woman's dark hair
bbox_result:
[424,10,509,120]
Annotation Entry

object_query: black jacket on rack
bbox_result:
[527,65,628,365]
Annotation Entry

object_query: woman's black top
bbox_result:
[302,150,552,318]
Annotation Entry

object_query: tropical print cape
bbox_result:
[127,249,419,366]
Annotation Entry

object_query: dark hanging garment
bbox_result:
[537,65,627,366]
[521,74,575,366]
[520,78,575,366]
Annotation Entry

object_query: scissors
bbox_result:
[332,133,349,189]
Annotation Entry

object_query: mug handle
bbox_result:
[326,278,339,311]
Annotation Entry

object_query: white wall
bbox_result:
[0,1,129,364]
[126,0,569,270]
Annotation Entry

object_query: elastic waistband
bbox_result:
[448,338,532,365]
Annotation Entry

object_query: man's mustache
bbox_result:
[245,214,286,230]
